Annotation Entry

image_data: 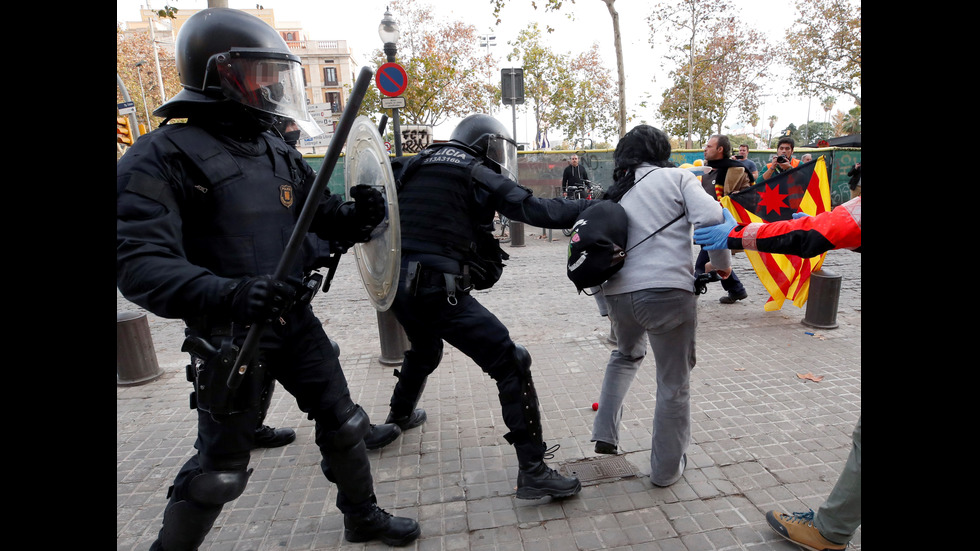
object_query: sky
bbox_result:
[116,0,857,145]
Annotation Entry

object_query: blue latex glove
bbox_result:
[693,208,737,250]
[792,211,810,219]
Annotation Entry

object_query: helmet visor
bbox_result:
[216,50,323,137]
[487,135,518,181]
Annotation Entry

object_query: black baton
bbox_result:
[226,66,375,390]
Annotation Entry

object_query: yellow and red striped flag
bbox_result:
[720,156,831,311]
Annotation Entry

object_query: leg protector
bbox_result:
[387,346,440,418]
[151,458,251,550]
[493,344,543,465]
[315,404,375,511]
[256,376,276,428]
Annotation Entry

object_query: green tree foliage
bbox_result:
[655,16,772,145]
[507,24,619,143]
[657,70,715,145]
[490,0,630,137]
[647,0,762,147]
[358,0,497,128]
[116,24,182,131]
[797,120,836,144]
[783,0,861,105]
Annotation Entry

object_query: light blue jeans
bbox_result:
[591,288,697,486]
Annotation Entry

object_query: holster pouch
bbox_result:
[406,260,421,296]
[297,271,324,304]
[184,336,266,417]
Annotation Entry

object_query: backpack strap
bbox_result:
[619,167,684,253]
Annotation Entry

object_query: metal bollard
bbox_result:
[377,309,410,365]
[510,221,525,247]
[802,269,842,329]
[117,311,164,386]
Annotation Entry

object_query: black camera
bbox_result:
[733,154,744,160]
[776,155,788,164]
[694,271,721,295]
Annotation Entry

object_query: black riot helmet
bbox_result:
[449,114,518,180]
[153,8,321,138]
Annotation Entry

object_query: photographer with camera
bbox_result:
[757,136,800,184]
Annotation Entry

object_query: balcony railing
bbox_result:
[286,40,346,52]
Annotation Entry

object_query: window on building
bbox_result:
[326,92,341,113]
[324,67,338,86]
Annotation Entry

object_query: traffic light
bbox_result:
[117,116,133,146]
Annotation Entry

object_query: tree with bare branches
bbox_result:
[491,0,629,137]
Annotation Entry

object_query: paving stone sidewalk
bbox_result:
[117,227,861,551]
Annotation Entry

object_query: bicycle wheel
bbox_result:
[561,228,572,237]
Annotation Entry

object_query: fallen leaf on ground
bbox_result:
[797,372,824,382]
[734,367,746,371]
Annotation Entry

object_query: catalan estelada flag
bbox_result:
[720,156,831,311]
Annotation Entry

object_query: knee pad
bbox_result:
[513,343,531,374]
[185,469,252,507]
[488,342,531,382]
[316,404,370,450]
[328,338,340,357]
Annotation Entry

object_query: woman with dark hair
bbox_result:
[590,125,733,488]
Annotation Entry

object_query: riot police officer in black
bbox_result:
[116,9,418,549]
[378,114,588,499]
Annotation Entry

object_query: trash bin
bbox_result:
[802,269,841,330]
[117,311,164,386]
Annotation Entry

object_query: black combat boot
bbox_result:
[253,425,297,448]
[514,441,582,499]
[363,423,402,450]
[386,367,428,430]
[253,377,296,449]
[385,408,427,430]
[344,499,421,546]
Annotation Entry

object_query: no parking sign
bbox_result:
[376,62,408,97]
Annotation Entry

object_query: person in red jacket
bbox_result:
[694,195,861,551]
[697,196,861,258]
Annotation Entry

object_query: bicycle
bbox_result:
[493,213,511,243]
[561,180,603,236]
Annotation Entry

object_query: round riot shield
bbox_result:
[345,116,401,311]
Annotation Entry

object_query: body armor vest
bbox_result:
[397,145,481,261]
[162,124,317,279]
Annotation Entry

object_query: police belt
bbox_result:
[417,268,471,293]
[408,261,473,306]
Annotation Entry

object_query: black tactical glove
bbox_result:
[228,276,299,324]
[350,183,385,232]
[310,185,386,244]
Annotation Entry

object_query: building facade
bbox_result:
[121,7,359,149]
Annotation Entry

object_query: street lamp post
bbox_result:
[135,61,151,133]
[376,6,410,365]
[379,8,402,157]
[478,33,496,86]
